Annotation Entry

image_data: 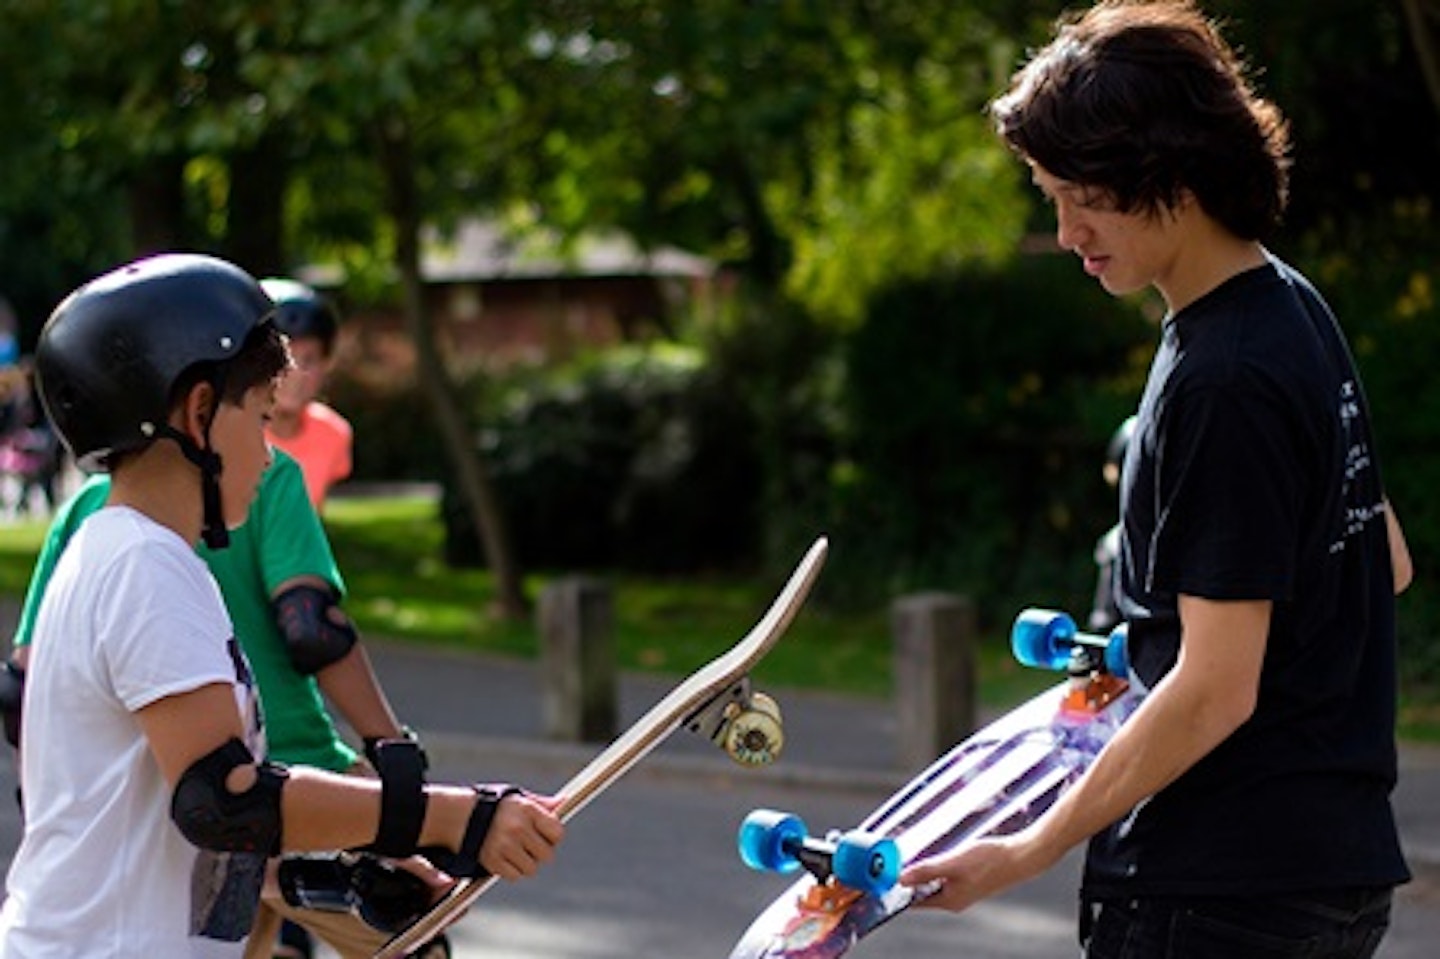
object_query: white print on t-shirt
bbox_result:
[1331,379,1385,554]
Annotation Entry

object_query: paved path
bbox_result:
[2,602,1438,956]
[353,640,1440,957]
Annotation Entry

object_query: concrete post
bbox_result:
[538,577,617,743]
[891,592,977,770]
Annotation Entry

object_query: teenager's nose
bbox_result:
[1055,201,1087,252]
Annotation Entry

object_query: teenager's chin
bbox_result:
[1097,275,1145,298]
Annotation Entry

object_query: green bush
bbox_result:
[441,346,764,573]
[814,254,1153,624]
[326,364,453,484]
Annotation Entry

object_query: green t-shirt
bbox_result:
[14,450,358,772]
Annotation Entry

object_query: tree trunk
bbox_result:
[128,153,187,255]
[226,132,288,277]
[1403,0,1440,116]
[373,117,529,620]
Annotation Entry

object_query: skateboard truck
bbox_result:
[683,676,785,766]
[738,809,901,912]
[1012,609,1130,716]
[1063,643,1130,714]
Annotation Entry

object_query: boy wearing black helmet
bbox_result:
[261,279,351,509]
[901,3,1412,956]
[0,254,563,957]
[4,278,441,959]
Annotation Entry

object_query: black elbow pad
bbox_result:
[273,583,358,675]
[171,737,288,855]
[0,660,25,749]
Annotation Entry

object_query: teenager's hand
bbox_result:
[478,793,564,880]
[900,831,1054,914]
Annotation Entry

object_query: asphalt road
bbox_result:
[359,743,1098,959]
[397,737,1440,959]
[1,635,1438,957]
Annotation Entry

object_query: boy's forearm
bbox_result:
[1028,596,1269,863]
[315,644,404,742]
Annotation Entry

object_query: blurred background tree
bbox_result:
[1,1,1437,680]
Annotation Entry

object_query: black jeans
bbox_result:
[1082,889,1392,959]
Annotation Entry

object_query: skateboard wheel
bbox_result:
[724,692,785,767]
[738,809,806,874]
[1104,624,1129,677]
[1012,608,1076,671]
[832,830,900,894]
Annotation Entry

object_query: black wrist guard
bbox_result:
[352,856,433,932]
[277,854,432,934]
[448,783,522,879]
[277,855,354,914]
[363,726,428,776]
[363,737,428,858]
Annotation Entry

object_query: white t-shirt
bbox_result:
[0,507,266,958]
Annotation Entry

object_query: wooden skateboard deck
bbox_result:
[729,608,1142,959]
[374,536,829,958]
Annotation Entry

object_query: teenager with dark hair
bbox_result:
[901,5,1413,957]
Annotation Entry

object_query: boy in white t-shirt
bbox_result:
[0,254,564,958]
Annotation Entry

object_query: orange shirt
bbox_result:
[267,402,352,509]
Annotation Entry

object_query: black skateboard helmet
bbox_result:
[36,253,275,472]
[260,277,339,351]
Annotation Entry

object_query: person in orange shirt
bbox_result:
[261,279,352,509]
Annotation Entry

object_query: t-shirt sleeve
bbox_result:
[96,542,236,713]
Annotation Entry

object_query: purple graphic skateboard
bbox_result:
[729,608,1144,959]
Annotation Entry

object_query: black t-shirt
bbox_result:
[1083,258,1409,898]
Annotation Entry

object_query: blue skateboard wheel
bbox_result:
[1104,624,1130,677]
[1011,609,1076,671]
[832,830,900,894]
[738,809,807,874]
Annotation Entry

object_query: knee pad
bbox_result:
[273,583,358,675]
[171,737,287,854]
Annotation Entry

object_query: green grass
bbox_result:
[11,495,1431,736]
[0,495,1050,710]
[321,495,1051,708]
[0,520,49,602]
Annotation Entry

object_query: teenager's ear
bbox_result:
[1172,187,1199,216]
[175,381,217,444]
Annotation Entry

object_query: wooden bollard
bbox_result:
[538,577,617,743]
[891,592,977,770]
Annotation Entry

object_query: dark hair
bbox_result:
[169,320,291,413]
[990,0,1290,239]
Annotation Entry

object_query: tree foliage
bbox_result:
[2,2,1439,661]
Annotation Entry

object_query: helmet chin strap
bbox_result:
[155,424,230,550]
